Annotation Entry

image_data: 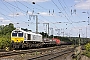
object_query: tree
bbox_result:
[0,25,4,36]
[0,23,15,49]
[39,32,49,38]
[85,43,90,51]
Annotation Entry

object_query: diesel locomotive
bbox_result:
[11,28,60,49]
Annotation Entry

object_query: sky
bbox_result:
[0,0,90,38]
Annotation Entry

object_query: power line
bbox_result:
[58,0,76,25]
[4,0,27,19]
[1,0,13,13]
[17,1,32,11]
[36,4,48,11]
[51,0,76,29]
[19,1,60,29]
[18,1,58,31]
[51,0,71,22]
[0,1,29,26]
[1,0,67,33]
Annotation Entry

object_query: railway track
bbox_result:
[0,45,74,60]
[28,48,74,60]
[0,46,67,57]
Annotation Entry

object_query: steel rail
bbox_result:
[0,46,61,57]
[28,48,74,60]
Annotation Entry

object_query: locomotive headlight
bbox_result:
[17,40,18,41]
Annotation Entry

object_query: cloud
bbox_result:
[3,20,12,22]
[29,0,50,2]
[9,12,25,17]
[27,11,54,16]
[0,17,12,23]
[27,11,32,15]
[75,0,90,9]
[39,12,53,16]
[74,0,80,3]
[4,0,50,3]
[38,12,56,16]
[0,17,4,20]
[40,20,50,23]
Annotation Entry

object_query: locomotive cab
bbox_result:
[11,28,24,49]
[11,29,24,43]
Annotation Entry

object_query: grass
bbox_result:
[82,51,90,58]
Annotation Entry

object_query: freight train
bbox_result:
[11,28,61,49]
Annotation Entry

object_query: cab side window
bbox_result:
[27,34,31,40]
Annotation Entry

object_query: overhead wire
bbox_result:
[4,0,28,19]
[52,0,81,32]
[25,1,42,11]
[51,0,78,36]
[1,0,72,34]
[27,2,61,33]
[18,1,70,33]
[62,0,89,37]
[0,0,31,28]
[0,11,33,29]
[1,0,13,13]
[18,1,59,29]
[2,0,34,24]
[63,0,88,26]
[0,2,20,19]
[37,4,69,35]
[58,0,76,28]
[36,4,48,11]
[16,1,49,26]
[0,11,15,25]
[51,0,71,23]
[31,2,62,29]
[0,6,10,14]
[61,0,87,35]
[17,1,32,11]
[5,1,26,13]
[58,0,76,24]
[3,1,56,31]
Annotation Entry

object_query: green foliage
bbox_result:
[85,43,90,51]
[39,32,49,38]
[82,51,90,58]
[0,36,11,49]
[49,35,54,38]
[81,43,90,58]
[0,23,15,49]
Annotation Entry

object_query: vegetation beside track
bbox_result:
[82,43,90,58]
[82,51,90,58]
[0,23,15,49]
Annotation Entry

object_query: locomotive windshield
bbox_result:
[12,30,23,37]
[18,33,23,37]
[12,33,17,37]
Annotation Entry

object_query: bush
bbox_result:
[0,23,15,49]
[82,51,90,58]
[0,36,11,49]
[85,43,90,51]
